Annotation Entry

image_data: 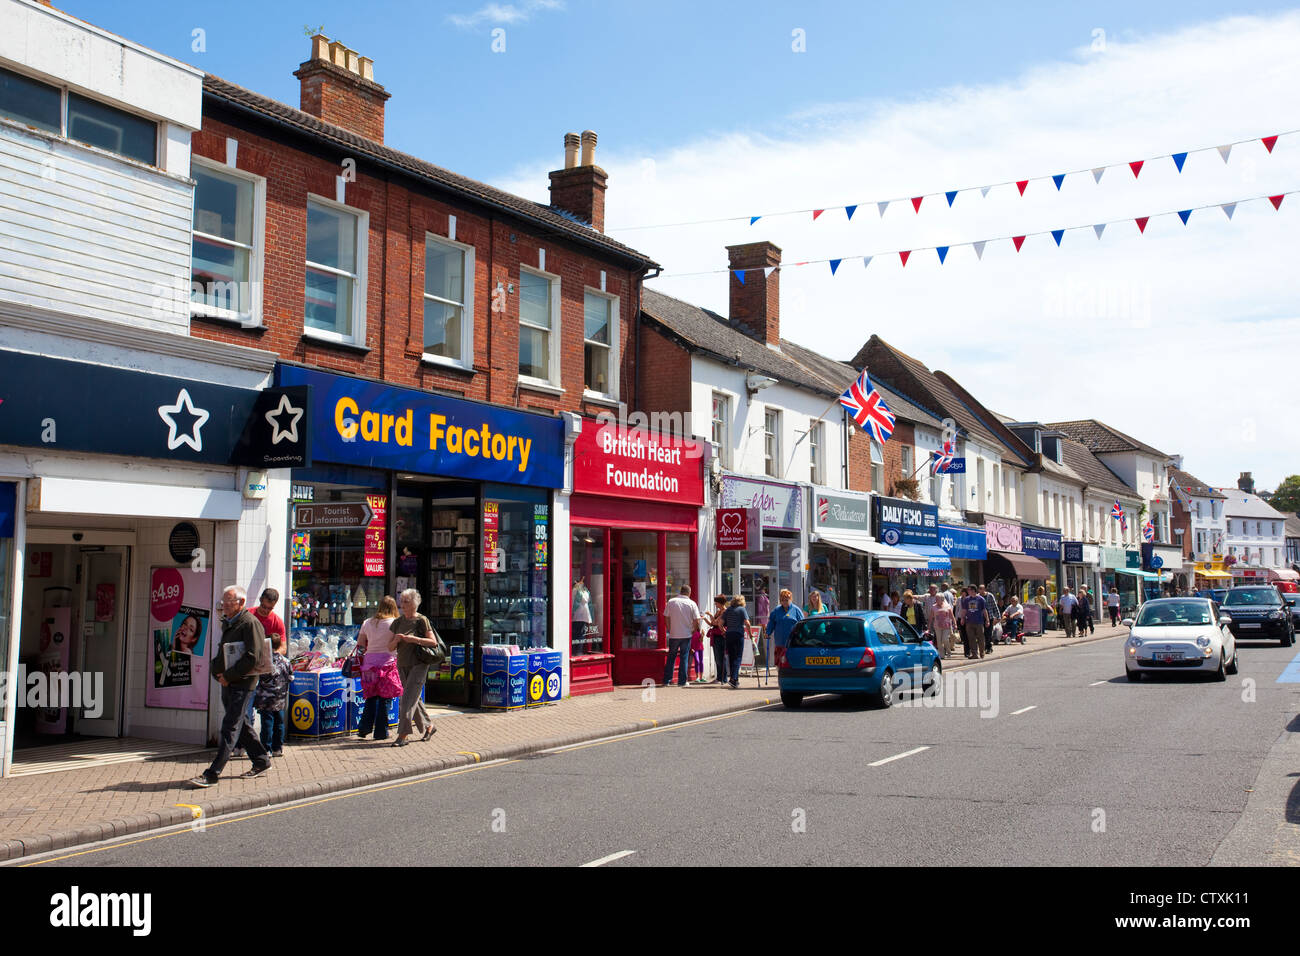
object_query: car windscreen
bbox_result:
[789,618,865,648]
[1222,588,1281,607]
[1135,601,1213,627]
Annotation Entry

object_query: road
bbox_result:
[27,634,1300,866]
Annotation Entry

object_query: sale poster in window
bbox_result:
[146,566,213,710]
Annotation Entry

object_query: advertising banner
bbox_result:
[1022,526,1063,560]
[34,606,71,735]
[720,477,802,532]
[875,496,939,547]
[573,421,704,506]
[985,518,1023,553]
[146,566,213,710]
[938,523,988,561]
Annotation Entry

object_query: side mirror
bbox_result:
[1121,618,1135,629]
[1218,616,1233,627]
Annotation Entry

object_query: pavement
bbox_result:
[0,623,1124,863]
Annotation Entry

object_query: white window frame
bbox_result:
[809,420,824,485]
[711,392,732,470]
[421,232,475,371]
[763,408,781,479]
[190,156,266,327]
[582,288,620,401]
[870,439,884,493]
[901,445,913,480]
[303,194,368,346]
[518,264,562,390]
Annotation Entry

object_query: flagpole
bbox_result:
[782,391,851,479]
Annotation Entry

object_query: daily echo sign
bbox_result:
[573,420,704,505]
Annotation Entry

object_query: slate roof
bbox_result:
[201,74,658,270]
[1285,515,1300,539]
[1048,419,1169,459]
[1169,468,1227,500]
[1059,437,1139,498]
[778,340,946,428]
[1221,490,1289,521]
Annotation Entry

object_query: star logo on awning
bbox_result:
[265,393,304,445]
[158,389,209,453]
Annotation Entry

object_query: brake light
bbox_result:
[856,648,876,669]
[775,646,789,669]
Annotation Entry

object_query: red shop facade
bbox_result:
[568,420,705,692]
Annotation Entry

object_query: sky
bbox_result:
[57,0,1300,492]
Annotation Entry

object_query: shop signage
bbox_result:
[874,495,938,547]
[573,421,704,505]
[276,365,563,488]
[1127,550,1141,569]
[812,487,872,533]
[720,476,801,532]
[984,518,1022,553]
[1022,526,1062,561]
[146,566,212,711]
[1101,546,1127,569]
[938,523,988,560]
[293,501,374,529]
[243,470,269,499]
[1063,542,1084,564]
[716,508,751,550]
[363,494,387,577]
[0,350,310,467]
[483,501,500,573]
[533,505,549,570]
[168,522,200,565]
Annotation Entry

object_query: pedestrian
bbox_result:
[960,585,990,660]
[755,586,770,629]
[823,583,839,612]
[931,588,956,658]
[1034,586,1051,634]
[355,595,402,740]
[664,585,702,688]
[1001,594,1024,644]
[234,587,286,756]
[804,590,827,616]
[722,595,750,689]
[704,594,728,684]
[922,583,940,629]
[978,585,1001,652]
[1077,587,1095,635]
[1106,587,1121,627]
[880,590,893,611]
[255,633,293,756]
[766,589,805,666]
[190,585,271,787]
[1056,586,1079,638]
[390,589,444,746]
[898,589,925,634]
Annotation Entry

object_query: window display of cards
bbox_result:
[431,529,453,548]
[456,518,475,534]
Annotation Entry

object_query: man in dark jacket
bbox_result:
[190,585,271,787]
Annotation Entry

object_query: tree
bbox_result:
[1267,475,1300,514]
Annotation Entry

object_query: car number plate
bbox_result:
[804,656,841,665]
[1155,651,1183,661]
[1239,623,1261,629]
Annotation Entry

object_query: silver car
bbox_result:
[1123,597,1238,682]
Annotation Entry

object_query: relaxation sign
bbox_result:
[277,366,564,488]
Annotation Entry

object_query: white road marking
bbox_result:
[1010,705,1037,715]
[868,746,930,767]
[581,850,636,867]
[1089,680,1108,686]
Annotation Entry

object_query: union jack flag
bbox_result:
[1112,500,1128,532]
[1142,520,1154,542]
[931,439,956,474]
[839,370,895,445]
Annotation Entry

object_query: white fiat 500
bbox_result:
[1123,597,1237,682]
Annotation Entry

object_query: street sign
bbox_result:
[1150,555,1164,569]
[293,501,374,530]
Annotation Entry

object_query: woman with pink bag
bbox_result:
[930,590,956,660]
[354,595,404,741]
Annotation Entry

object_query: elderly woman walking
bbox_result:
[355,595,402,741]
[721,595,750,690]
[390,589,444,746]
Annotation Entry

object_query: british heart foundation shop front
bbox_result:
[569,420,705,691]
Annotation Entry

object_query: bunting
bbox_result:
[674,189,1294,281]
[614,129,1294,231]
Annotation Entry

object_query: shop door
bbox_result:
[75,548,127,737]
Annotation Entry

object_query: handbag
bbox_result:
[341,652,362,679]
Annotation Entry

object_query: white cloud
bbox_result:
[447,0,564,29]
[498,12,1300,490]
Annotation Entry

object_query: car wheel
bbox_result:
[1214,653,1226,682]
[875,670,894,709]
[1225,646,1239,675]
[1126,669,1141,682]
[923,661,941,695]
[780,691,804,709]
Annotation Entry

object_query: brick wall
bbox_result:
[189,108,640,416]
[637,327,694,424]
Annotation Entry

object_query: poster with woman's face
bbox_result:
[171,606,208,656]
[147,567,212,710]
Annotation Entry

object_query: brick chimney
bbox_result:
[293,34,390,143]
[548,130,607,232]
[726,241,782,346]
[1238,471,1254,494]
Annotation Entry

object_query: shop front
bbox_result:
[569,419,704,691]
[1023,525,1063,602]
[938,522,987,591]
[276,365,564,708]
[809,487,927,611]
[717,475,805,627]
[1062,541,1101,599]
[0,348,298,773]
[983,517,1055,607]
[1193,558,1232,594]
[872,496,948,600]
[1101,546,1145,612]
[1143,543,1183,596]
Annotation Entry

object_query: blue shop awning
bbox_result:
[899,544,951,570]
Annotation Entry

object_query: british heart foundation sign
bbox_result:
[573,421,704,506]
[716,508,751,551]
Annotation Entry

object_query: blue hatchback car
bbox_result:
[777,611,941,709]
